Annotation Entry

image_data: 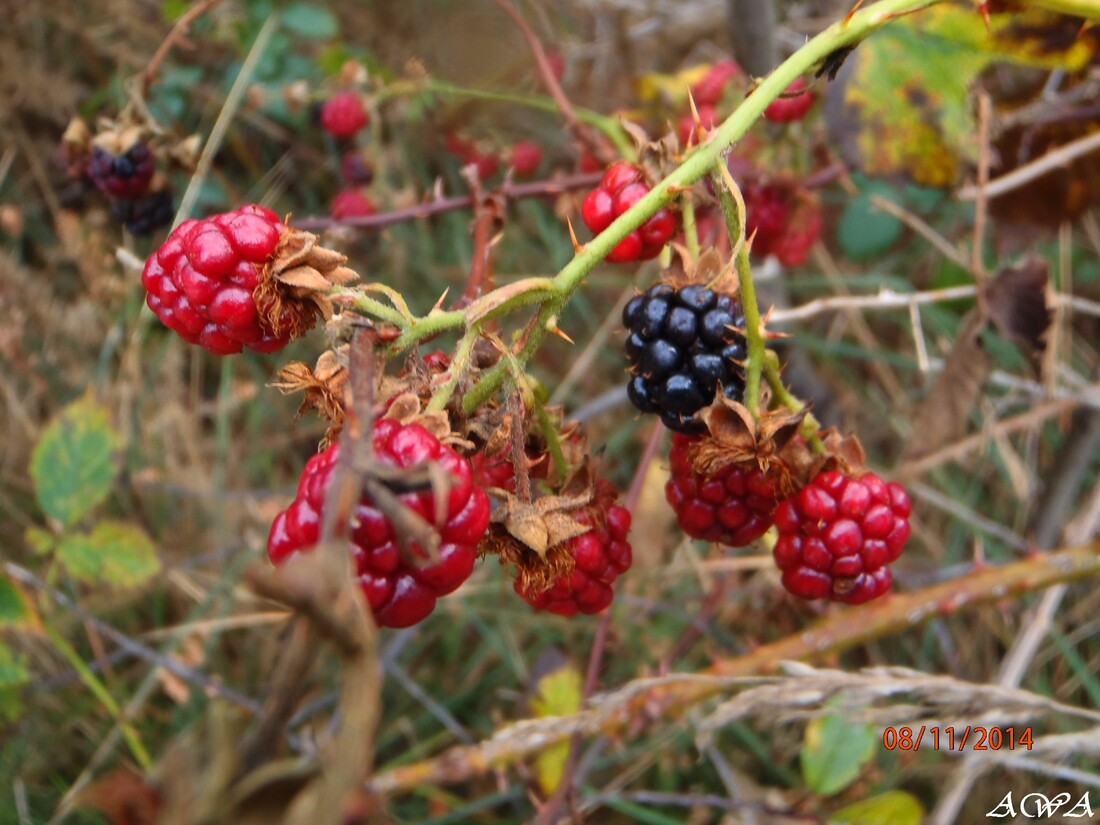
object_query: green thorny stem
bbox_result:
[710,159,766,416]
[335,0,952,414]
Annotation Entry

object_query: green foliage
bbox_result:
[0,577,33,627]
[530,662,582,795]
[30,397,123,528]
[801,710,877,796]
[828,791,925,825]
[839,6,1097,185]
[837,183,902,262]
[0,643,29,722]
[281,3,339,39]
[57,521,161,588]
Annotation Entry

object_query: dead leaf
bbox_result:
[983,257,1052,371]
[73,766,161,825]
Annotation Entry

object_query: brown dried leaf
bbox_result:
[983,257,1052,372]
[901,312,990,460]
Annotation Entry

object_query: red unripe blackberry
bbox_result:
[268,419,492,628]
[771,205,823,266]
[665,433,780,546]
[763,78,815,123]
[88,143,155,199]
[579,152,603,173]
[331,189,377,219]
[516,497,632,616]
[511,141,543,177]
[141,205,303,354]
[772,470,911,605]
[580,162,679,263]
[320,92,369,139]
[623,283,747,433]
[691,59,742,107]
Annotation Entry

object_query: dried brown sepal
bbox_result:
[377,391,461,448]
[270,347,349,448]
[780,427,867,489]
[694,396,807,494]
[254,228,359,340]
[92,124,146,156]
[481,525,577,596]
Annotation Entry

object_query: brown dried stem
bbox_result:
[369,543,1100,795]
[291,171,602,232]
[491,0,615,165]
[139,0,225,95]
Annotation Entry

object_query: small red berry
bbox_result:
[579,152,603,173]
[516,492,632,616]
[580,162,679,263]
[331,189,377,220]
[763,78,815,123]
[691,59,742,107]
[141,204,294,354]
[665,433,781,547]
[773,470,911,605]
[510,141,543,177]
[320,92,369,139]
[268,419,492,628]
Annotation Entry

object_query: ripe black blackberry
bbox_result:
[622,283,747,433]
[112,190,175,235]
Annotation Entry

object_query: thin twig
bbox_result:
[139,0,225,94]
[957,130,1100,201]
[492,0,615,164]
[972,90,992,280]
[292,171,602,232]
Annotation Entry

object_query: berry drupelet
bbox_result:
[623,283,748,433]
[268,419,492,628]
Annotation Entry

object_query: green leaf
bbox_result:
[530,663,582,795]
[30,397,123,527]
[161,0,190,22]
[832,6,1098,186]
[801,712,877,796]
[837,186,903,261]
[24,526,56,556]
[281,3,338,39]
[828,791,925,825]
[0,576,33,628]
[56,521,161,588]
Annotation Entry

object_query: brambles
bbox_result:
[267,419,492,628]
[320,91,369,139]
[141,204,356,354]
[773,470,911,605]
[623,283,747,433]
[763,78,816,123]
[581,162,679,262]
[665,433,781,547]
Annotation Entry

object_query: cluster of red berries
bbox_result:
[742,182,823,266]
[665,435,912,605]
[141,204,291,354]
[581,162,679,263]
[516,493,633,617]
[268,419,492,628]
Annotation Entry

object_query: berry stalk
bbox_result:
[711,161,766,415]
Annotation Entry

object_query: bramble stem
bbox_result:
[763,350,826,449]
[681,192,701,261]
[371,542,1100,795]
[711,161,766,415]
